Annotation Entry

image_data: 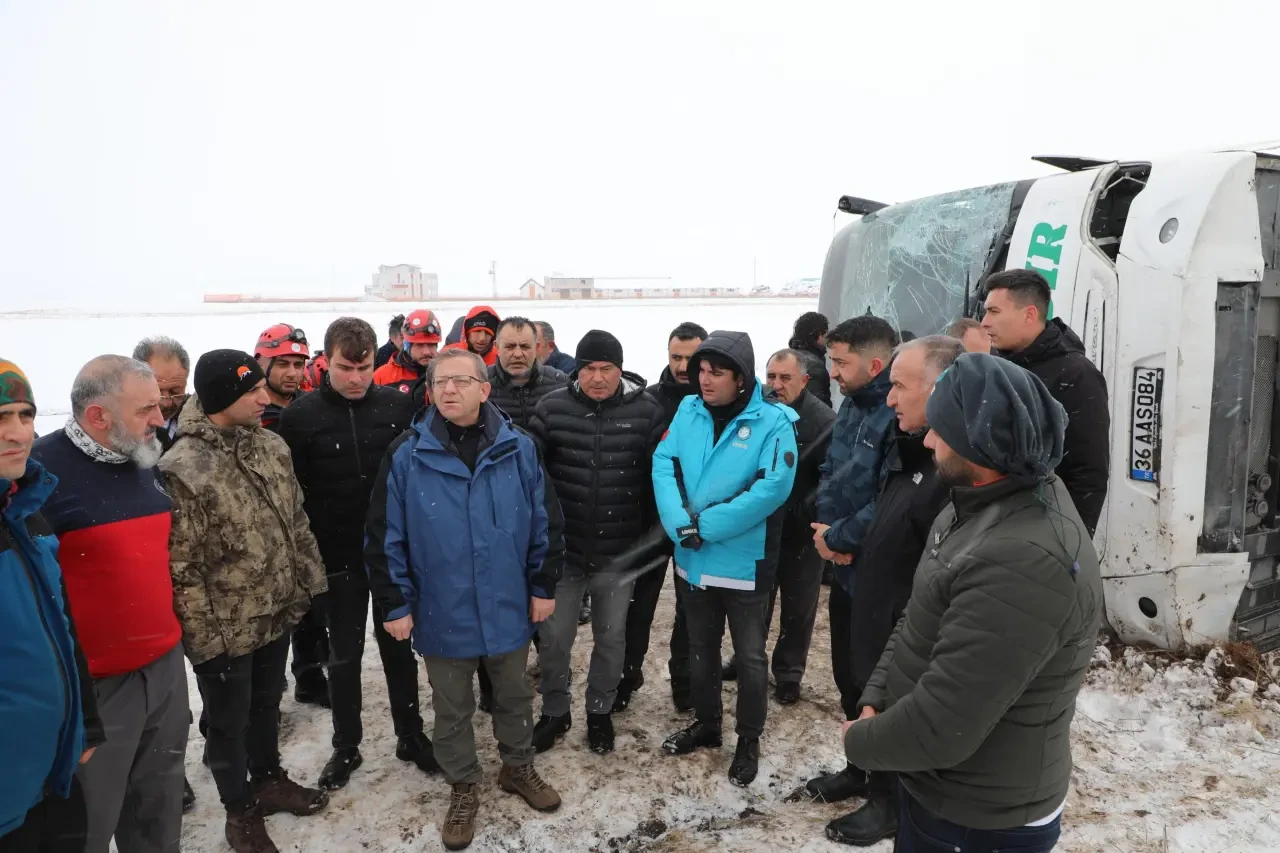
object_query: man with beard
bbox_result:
[442,305,501,367]
[1,359,104,853]
[132,337,190,452]
[842,354,1101,852]
[790,311,833,407]
[255,324,311,432]
[278,318,438,791]
[816,335,961,846]
[374,308,442,399]
[487,317,567,431]
[617,321,707,712]
[32,356,188,853]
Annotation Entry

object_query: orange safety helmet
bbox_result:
[401,309,442,344]
[254,323,309,359]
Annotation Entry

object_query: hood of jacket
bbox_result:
[569,370,649,407]
[176,395,250,449]
[1002,318,1084,368]
[1,458,55,522]
[491,361,566,391]
[688,330,757,397]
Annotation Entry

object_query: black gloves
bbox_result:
[677,518,703,551]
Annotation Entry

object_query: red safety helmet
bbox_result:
[401,309,442,344]
[255,323,309,359]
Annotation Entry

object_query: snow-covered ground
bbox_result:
[176,581,1280,853]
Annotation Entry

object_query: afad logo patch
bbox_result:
[236,365,251,379]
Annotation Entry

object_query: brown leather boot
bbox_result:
[498,763,561,812]
[441,783,479,851]
[224,801,279,853]
[253,769,329,817]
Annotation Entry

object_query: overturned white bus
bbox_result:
[818,144,1280,651]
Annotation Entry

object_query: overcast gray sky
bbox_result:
[0,0,1273,309]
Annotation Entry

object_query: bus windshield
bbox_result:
[819,181,1018,337]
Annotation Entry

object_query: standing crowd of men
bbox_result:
[2,269,1107,853]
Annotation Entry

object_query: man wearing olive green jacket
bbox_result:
[841,353,1102,853]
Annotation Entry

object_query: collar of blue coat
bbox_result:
[1,457,56,523]
[679,381,799,431]
[412,401,519,465]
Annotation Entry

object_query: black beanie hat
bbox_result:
[575,330,624,368]
[195,349,266,416]
[925,352,1067,485]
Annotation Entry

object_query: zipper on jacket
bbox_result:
[2,525,72,759]
[590,402,604,553]
[348,404,362,478]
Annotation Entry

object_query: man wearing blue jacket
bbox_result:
[1,359,104,853]
[652,331,798,788]
[365,348,565,852]
[806,315,899,804]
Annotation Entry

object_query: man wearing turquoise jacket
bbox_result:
[652,331,798,788]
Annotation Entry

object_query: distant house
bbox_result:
[522,278,546,300]
[367,264,439,301]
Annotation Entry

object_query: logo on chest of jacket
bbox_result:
[912,472,923,485]
[737,425,751,440]
[399,384,410,394]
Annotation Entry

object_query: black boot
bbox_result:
[721,657,738,682]
[774,682,801,705]
[662,719,722,755]
[396,733,441,774]
[805,762,871,803]
[728,737,760,786]
[613,671,644,712]
[587,713,615,754]
[183,777,196,813]
[532,713,572,753]
[293,671,331,709]
[825,789,899,846]
[317,747,363,790]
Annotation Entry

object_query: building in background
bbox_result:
[367,264,439,301]
[536,276,742,300]
[521,278,546,300]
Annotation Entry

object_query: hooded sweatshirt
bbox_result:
[652,331,798,591]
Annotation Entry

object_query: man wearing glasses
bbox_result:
[132,337,190,453]
[366,348,564,851]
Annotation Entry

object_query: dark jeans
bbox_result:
[0,778,87,853]
[678,576,769,739]
[765,531,824,686]
[829,580,859,720]
[894,785,1061,853]
[325,569,423,748]
[196,635,290,808]
[668,570,690,693]
[290,607,330,684]
[622,557,668,680]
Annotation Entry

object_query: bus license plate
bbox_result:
[1130,366,1163,483]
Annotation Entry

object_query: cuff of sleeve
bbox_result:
[385,604,411,622]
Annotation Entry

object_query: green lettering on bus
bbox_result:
[1024,221,1067,317]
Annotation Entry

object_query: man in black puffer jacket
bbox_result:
[277,318,439,792]
[982,269,1110,535]
[790,311,833,407]
[528,330,666,756]
[486,317,568,431]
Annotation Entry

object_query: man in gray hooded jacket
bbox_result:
[841,353,1102,852]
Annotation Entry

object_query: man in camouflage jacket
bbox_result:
[159,349,329,852]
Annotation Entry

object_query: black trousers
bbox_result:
[326,569,424,748]
[668,569,691,693]
[622,558,667,681]
[829,580,860,721]
[680,577,770,739]
[290,607,330,685]
[765,530,825,686]
[197,634,290,808]
[0,778,86,853]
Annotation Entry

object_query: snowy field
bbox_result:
[7,297,1280,852]
[0,297,817,436]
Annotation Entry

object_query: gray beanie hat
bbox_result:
[925,353,1067,485]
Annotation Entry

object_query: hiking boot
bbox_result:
[293,672,330,708]
[721,658,738,682]
[774,681,801,705]
[531,713,572,753]
[224,801,278,853]
[183,777,196,813]
[253,769,328,816]
[662,719,722,755]
[578,593,592,625]
[396,733,441,774]
[441,783,479,851]
[729,737,760,786]
[587,712,615,754]
[805,762,871,803]
[317,748,362,790]
[825,794,899,846]
[612,672,644,713]
[498,763,562,812]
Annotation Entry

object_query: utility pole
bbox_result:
[489,261,497,298]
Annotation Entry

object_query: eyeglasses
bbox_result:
[159,392,189,402]
[430,375,481,391]
[261,328,308,349]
